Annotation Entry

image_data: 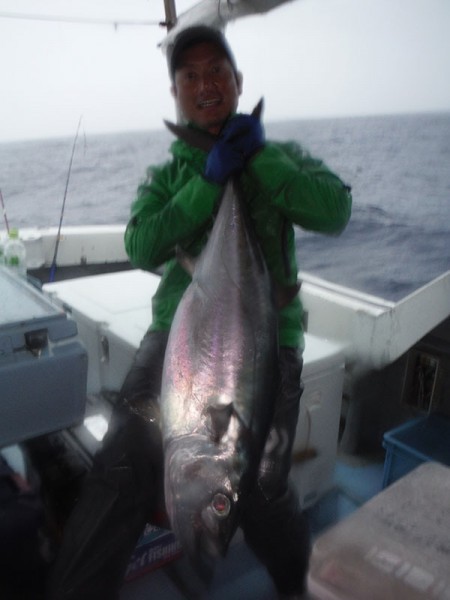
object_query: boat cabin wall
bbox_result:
[298,271,450,455]
[339,315,450,454]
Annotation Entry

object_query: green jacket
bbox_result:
[124,135,351,350]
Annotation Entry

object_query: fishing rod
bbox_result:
[48,0,171,284]
[0,188,10,234]
[49,116,83,283]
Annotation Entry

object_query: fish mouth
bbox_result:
[178,512,232,560]
[171,498,236,583]
[186,526,231,584]
[189,543,217,584]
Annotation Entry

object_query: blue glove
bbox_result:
[221,114,265,159]
[204,114,265,185]
[204,136,244,186]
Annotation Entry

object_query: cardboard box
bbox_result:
[125,524,182,582]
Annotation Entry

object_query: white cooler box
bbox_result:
[292,334,345,508]
[44,270,159,395]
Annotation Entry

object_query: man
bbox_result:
[48,26,351,600]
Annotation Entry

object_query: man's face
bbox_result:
[171,41,243,135]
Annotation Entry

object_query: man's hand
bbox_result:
[204,114,265,185]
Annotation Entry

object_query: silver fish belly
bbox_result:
[160,177,277,576]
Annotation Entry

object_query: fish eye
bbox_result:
[211,493,231,518]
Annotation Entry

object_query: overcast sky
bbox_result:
[1,0,449,142]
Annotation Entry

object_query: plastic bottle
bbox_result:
[4,228,27,278]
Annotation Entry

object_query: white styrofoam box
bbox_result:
[292,334,345,508]
[308,463,450,599]
[44,270,159,394]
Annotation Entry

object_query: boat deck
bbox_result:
[0,443,384,599]
[120,456,385,599]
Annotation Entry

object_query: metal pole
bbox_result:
[163,0,177,30]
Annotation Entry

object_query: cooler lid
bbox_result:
[1,267,60,324]
[303,333,345,378]
[0,267,76,344]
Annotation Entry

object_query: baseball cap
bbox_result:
[168,25,238,80]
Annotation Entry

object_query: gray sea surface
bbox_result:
[1,112,449,300]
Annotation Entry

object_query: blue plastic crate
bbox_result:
[382,413,450,487]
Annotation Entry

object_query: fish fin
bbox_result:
[175,245,197,276]
[206,404,233,444]
[164,120,217,152]
[251,98,264,120]
[274,281,301,309]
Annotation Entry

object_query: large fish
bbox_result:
[160,111,280,578]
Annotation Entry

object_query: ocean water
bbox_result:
[1,112,449,301]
